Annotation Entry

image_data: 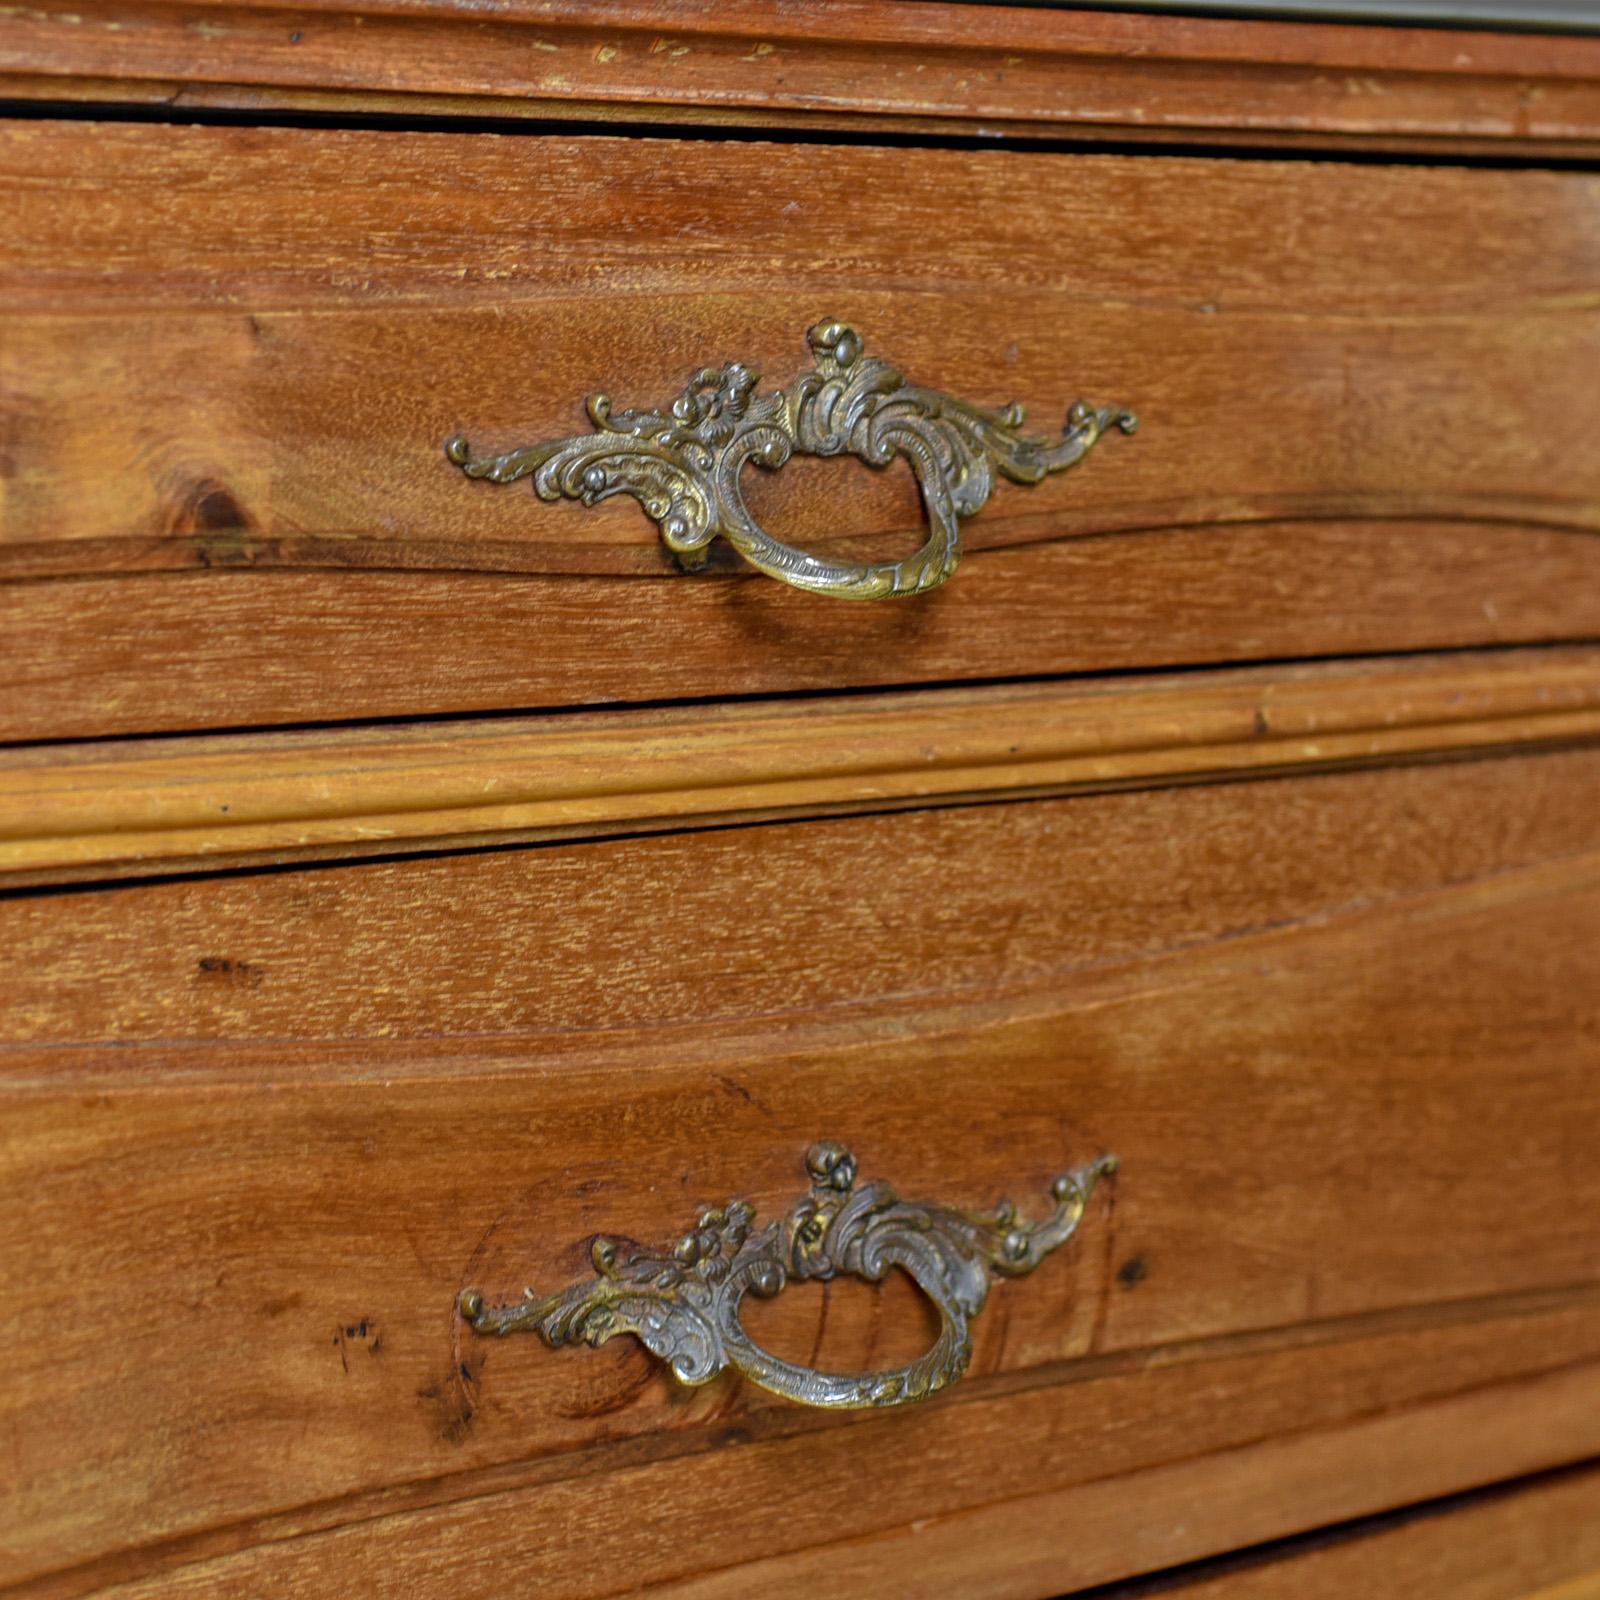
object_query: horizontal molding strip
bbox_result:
[3,648,1599,885]
[5,0,1600,156]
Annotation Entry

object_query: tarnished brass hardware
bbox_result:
[458,1141,1117,1410]
[444,320,1135,601]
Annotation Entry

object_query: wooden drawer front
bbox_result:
[1091,1464,1600,1600]
[4,123,1600,738]
[4,747,1600,1594]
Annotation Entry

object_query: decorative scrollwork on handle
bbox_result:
[459,1141,1117,1410]
[444,320,1135,601]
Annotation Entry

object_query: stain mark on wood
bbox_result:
[418,1335,484,1445]
[195,955,264,987]
[333,1317,380,1374]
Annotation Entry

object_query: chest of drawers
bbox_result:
[3,4,1600,1595]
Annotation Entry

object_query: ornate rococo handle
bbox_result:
[459,1141,1118,1410]
[445,320,1136,601]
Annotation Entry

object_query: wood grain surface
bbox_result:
[4,122,1600,736]
[10,522,1600,743]
[4,0,1600,153]
[3,749,1599,1591]
[638,1373,1600,1600]
[14,1313,1600,1599]
[8,21,1600,1586]
[52,1348,1600,1600]
[9,742,1600,1048]
[6,648,1599,883]
[7,124,1597,574]
[1089,1461,1600,1600]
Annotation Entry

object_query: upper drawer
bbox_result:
[4,122,1600,738]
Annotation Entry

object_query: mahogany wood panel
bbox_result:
[6,649,1599,884]
[6,9,1598,1591]
[35,1342,1600,1599]
[6,125,1598,573]
[3,844,1599,1590]
[4,123,1600,734]
[9,523,1600,742]
[8,743,1600,1047]
[1089,1462,1600,1600]
[4,0,1600,153]
[640,1373,1600,1600]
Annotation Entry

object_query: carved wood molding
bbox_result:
[5,648,1599,884]
[6,0,1600,154]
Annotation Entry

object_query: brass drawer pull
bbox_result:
[459,1141,1117,1410]
[445,321,1135,601]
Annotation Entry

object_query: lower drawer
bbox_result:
[4,748,1600,1594]
[1092,1462,1600,1600]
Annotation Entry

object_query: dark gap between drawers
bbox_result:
[5,98,1600,171]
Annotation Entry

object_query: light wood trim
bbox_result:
[7,0,1600,154]
[3,648,1599,883]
